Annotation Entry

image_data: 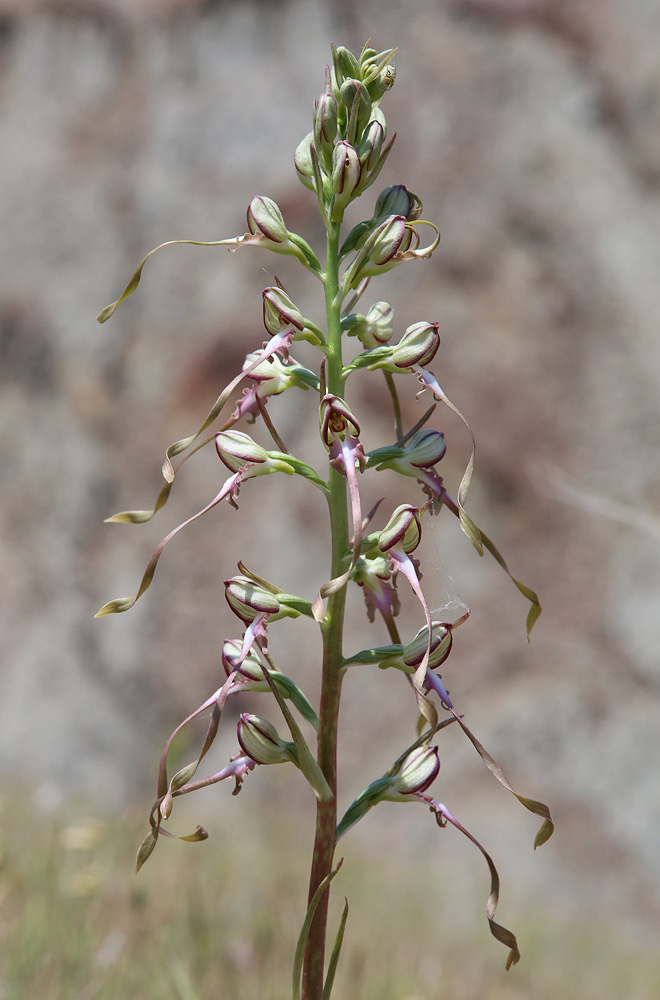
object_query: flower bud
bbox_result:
[349,319,440,374]
[366,63,396,103]
[392,746,439,795]
[331,141,362,220]
[400,429,447,468]
[374,184,422,222]
[359,46,379,65]
[314,92,338,168]
[340,78,373,142]
[247,195,289,243]
[344,215,412,288]
[262,286,305,335]
[222,639,265,682]
[364,215,411,263]
[402,623,453,670]
[215,429,269,472]
[379,504,422,554]
[391,321,440,369]
[332,44,361,88]
[368,429,446,498]
[224,575,282,623]
[294,132,316,192]
[237,714,295,766]
[358,119,384,174]
[247,195,320,269]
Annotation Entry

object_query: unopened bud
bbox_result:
[294,133,316,192]
[224,575,281,623]
[262,286,305,335]
[247,195,289,243]
[237,714,295,765]
[392,746,439,795]
[374,184,422,222]
[379,504,422,554]
[222,639,265,682]
[366,63,396,103]
[400,429,447,468]
[331,141,362,220]
[403,623,453,670]
[391,321,440,369]
[340,78,373,142]
[247,195,320,269]
[344,215,413,288]
[314,92,338,168]
[215,429,269,471]
[332,44,361,88]
[358,119,384,173]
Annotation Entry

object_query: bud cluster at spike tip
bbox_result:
[292,43,398,221]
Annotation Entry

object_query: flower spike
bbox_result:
[97,41,551,993]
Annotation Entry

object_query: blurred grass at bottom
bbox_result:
[1,785,658,1000]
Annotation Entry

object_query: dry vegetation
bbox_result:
[1,786,659,1000]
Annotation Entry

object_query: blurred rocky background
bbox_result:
[2,0,660,989]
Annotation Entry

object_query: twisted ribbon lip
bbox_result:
[394,219,440,260]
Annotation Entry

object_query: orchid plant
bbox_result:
[96,43,553,1000]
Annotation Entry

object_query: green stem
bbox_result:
[302,222,349,1000]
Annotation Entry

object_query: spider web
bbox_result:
[421,502,470,623]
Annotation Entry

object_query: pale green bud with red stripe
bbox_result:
[237,714,297,766]
[378,504,422,555]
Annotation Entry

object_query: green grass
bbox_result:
[1,786,658,1000]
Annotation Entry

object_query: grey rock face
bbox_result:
[2,0,659,937]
